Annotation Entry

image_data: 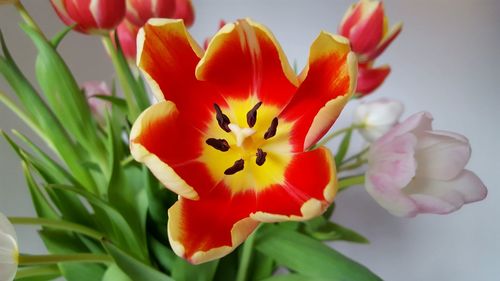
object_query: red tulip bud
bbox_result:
[51,0,126,35]
[125,0,176,26]
[112,19,140,61]
[173,0,195,27]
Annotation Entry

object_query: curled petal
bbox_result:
[196,19,298,109]
[365,22,403,61]
[168,185,259,264]
[281,32,356,151]
[356,64,390,96]
[405,170,487,216]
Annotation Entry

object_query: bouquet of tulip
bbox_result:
[0,0,488,280]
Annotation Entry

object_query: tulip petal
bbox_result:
[196,19,298,109]
[0,213,16,240]
[126,0,176,26]
[348,1,385,54]
[281,32,356,151]
[251,147,337,222]
[130,100,216,200]
[137,19,221,127]
[173,0,195,27]
[168,184,259,264]
[366,22,403,61]
[381,111,433,142]
[0,228,17,281]
[415,131,471,180]
[406,170,487,215]
[356,65,390,96]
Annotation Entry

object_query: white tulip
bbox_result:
[0,213,18,281]
[353,98,404,142]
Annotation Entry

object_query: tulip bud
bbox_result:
[356,64,390,96]
[173,0,195,27]
[50,0,126,35]
[339,0,402,62]
[353,98,403,142]
[125,0,176,26]
[113,20,140,61]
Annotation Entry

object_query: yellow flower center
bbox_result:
[200,97,294,194]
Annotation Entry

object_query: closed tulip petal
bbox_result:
[356,65,390,96]
[415,131,471,180]
[173,0,195,27]
[366,22,403,61]
[348,1,384,54]
[126,0,176,26]
[281,32,356,151]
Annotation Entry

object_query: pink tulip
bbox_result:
[356,63,390,96]
[365,112,487,217]
[339,0,402,62]
[51,0,126,35]
[125,0,176,26]
[113,19,140,61]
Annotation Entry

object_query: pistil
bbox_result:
[228,123,256,147]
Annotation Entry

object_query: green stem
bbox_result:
[339,159,367,172]
[340,146,369,166]
[235,229,258,281]
[315,124,363,148]
[18,253,113,265]
[14,1,47,40]
[102,35,142,121]
[9,217,104,240]
[338,174,365,192]
[120,154,135,167]
[15,265,60,279]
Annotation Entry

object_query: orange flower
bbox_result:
[50,0,126,35]
[130,19,356,264]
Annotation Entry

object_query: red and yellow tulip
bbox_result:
[339,0,402,63]
[130,19,356,264]
[50,0,126,35]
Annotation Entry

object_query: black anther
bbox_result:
[224,159,245,175]
[214,103,231,132]
[246,101,262,128]
[264,117,278,139]
[256,148,267,166]
[205,138,230,152]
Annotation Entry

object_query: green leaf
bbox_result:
[102,264,132,281]
[0,31,97,191]
[256,225,381,281]
[21,24,106,170]
[91,95,127,111]
[103,240,174,281]
[304,217,369,244]
[22,162,59,220]
[335,128,352,166]
[261,274,330,281]
[213,251,239,281]
[149,237,176,273]
[172,257,218,281]
[47,184,145,261]
[250,252,275,281]
[50,25,74,48]
[39,229,106,281]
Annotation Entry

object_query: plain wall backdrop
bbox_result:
[1,0,499,280]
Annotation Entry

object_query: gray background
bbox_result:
[1,0,499,280]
